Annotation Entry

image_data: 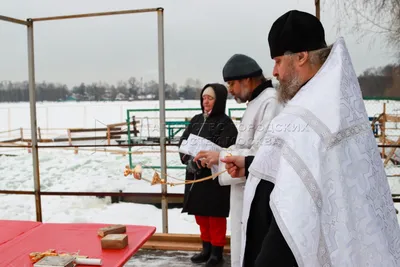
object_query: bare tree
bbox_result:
[332,0,400,54]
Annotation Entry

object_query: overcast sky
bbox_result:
[0,0,396,88]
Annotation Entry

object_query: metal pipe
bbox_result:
[157,8,168,234]
[1,189,399,202]
[2,143,400,149]
[43,192,183,198]
[315,0,321,20]
[27,19,43,222]
[31,8,160,22]
[0,146,31,148]
[35,143,178,148]
[0,190,35,195]
[0,190,183,198]
[0,15,28,25]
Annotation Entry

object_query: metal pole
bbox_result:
[31,8,160,22]
[157,8,168,233]
[0,15,28,25]
[315,0,321,20]
[27,19,42,222]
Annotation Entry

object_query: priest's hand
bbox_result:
[221,156,245,178]
[193,150,220,168]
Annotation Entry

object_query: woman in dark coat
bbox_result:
[178,83,238,266]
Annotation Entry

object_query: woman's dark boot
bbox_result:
[205,245,224,266]
[190,241,211,263]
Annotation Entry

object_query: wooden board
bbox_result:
[142,233,231,252]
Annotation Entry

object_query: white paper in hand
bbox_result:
[179,134,222,157]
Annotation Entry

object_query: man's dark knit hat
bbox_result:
[222,54,263,82]
[268,10,327,59]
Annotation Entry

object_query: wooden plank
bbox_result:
[69,127,121,133]
[385,115,400,122]
[121,194,183,204]
[384,136,400,165]
[55,136,122,142]
[109,130,139,135]
[149,233,202,242]
[23,136,121,143]
[37,139,54,143]
[142,233,230,252]
[0,138,22,143]
[143,241,204,251]
[107,121,140,128]
[148,233,230,244]
[0,142,27,146]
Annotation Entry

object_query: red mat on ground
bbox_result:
[0,220,42,246]
[0,222,156,267]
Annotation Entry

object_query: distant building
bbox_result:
[59,96,77,102]
[115,93,127,101]
[137,94,156,100]
[102,89,112,101]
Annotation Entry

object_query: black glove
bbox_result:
[186,156,202,175]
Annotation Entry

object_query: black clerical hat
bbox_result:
[268,10,327,59]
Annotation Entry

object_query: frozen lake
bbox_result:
[0,99,399,233]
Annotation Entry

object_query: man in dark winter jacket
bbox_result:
[178,83,238,267]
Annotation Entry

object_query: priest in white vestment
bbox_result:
[223,10,400,267]
[194,54,282,267]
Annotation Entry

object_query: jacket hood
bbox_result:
[200,83,228,117]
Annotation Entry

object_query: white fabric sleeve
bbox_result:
[214,96,282,186]
[214,150,246,185]
[249,96,283,152]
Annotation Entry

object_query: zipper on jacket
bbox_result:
[197,114,207,136]
[189,114,207,192]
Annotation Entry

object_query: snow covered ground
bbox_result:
[124,250,231,267]
[0,99,399,234]
[0,146,210,234]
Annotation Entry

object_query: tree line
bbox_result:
[358,63,399,98]
[0,77,208,102]
[0,63,399,102]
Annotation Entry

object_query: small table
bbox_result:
[0,222,156,267]
[0,220,41,246]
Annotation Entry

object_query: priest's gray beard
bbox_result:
[277,59,302,104]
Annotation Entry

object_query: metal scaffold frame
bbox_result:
[0,7,170,233]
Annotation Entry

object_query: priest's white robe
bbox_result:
[217,86,282,267]
[242,37,400,266]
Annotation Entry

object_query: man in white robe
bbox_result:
[194,54,282,267]
[223,9,400,267]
